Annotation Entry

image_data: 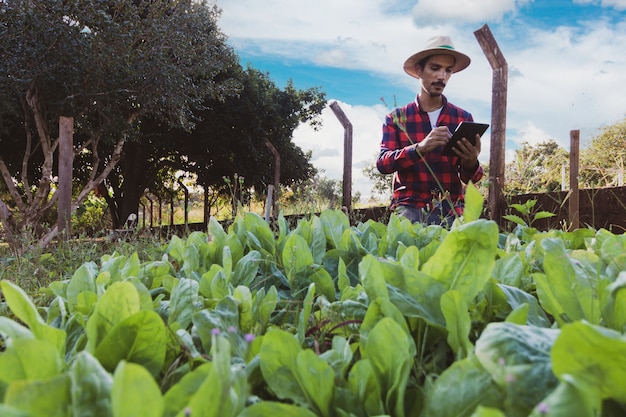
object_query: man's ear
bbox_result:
[414,65,423,79]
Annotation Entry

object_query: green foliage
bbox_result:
[580,118,626,187]
[71,196,110,237]
[362,154,394,200]
[0,0,240,247]
[1,197,626,416]
[505,118,626,193]
[505,140,569,195]
[503,198,557,242]
[108,66,326,230]
[286,176,329,214]
[175,67,326,215]
[0,233,165,297]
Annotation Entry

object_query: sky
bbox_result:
[211,0,626,202]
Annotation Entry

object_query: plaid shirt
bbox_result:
[376,95,483,211]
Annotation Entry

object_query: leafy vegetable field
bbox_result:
[1,185,625,417]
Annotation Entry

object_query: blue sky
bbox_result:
[213,0,626,200]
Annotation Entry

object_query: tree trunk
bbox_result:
[115,141,148,228]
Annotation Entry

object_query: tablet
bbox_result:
[441,122,489,156]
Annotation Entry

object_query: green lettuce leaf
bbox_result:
[111,361,163,417]
[551,321,626,403]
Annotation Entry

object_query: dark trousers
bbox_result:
[395,201,458,228]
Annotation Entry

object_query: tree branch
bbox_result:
[37,137,127,247]
[19,96,34,201]
[25,84,55,213]
[0,157,27,212]
[0,199,20,251]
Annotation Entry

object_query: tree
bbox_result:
[362,153,393,200]
[504,140,569,195]
[0,0,238,251]
[101,65,326,226]
[579,118,626,188]
[178,66,326,218]
[280,174,348,212]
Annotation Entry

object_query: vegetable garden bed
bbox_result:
[0,184,625,417]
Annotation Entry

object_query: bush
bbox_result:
[71,195,110,237]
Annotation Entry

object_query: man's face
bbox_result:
[416,54,455,97]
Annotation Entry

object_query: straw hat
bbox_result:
[403,35,471,78]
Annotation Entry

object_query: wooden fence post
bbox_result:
[140,202,146,228]
[474,24,508,226]
[58,116,74,238]
[264,139,281,218]
[265,184,274,222]
[177,178,189,228]
[145,194,154,228]
[569,130,580,229]
[158,198,162,226]
[329,101,353,210]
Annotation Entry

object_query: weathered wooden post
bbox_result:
[58,116,74,238]
[177,178,189,228]
[203,184,210,227]
[264,139,281,218]
[140,202,146,228]
[158,198,163,226]
[265,184,274,222]
[569,130,580,229]
[329,101,353,210]
[169,194,175,228]
[474,24,508,226]
[145,194,154,228]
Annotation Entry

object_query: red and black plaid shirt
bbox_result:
[376,95,483,210]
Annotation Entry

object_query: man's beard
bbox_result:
[422,81,445,97]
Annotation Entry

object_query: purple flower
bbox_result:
[537,402,549,414]
[244,333,256,343]
[227,326,237,333]
[211,328,221,336]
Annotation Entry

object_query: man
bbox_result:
[376,35,484,226]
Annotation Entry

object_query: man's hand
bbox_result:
[415,126,451,154]
[453,133,481,170]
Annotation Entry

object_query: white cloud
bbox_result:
[216,0,411,44]
[411,0,531,26]
[315,49,352,67]
[215,0,453,75]
[574,0,626,10]
[509,123,552,147]
[504,21,626,148]
[604,0,626,9]
[293,101,389,200]
[213,0,626,201]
